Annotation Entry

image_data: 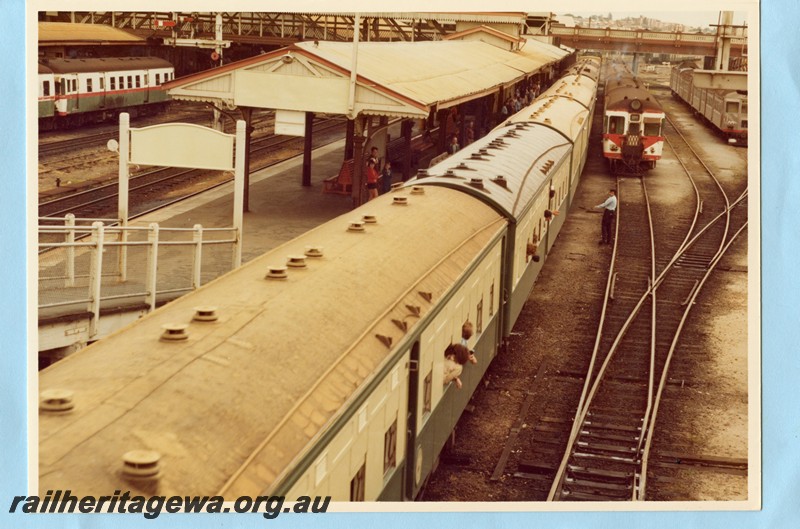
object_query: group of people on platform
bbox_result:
[364,146,394,201]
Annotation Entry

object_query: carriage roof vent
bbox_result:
[287,255,308,268]
[443,169,459,178]
[416,169,430,178]
[362,214,377,224]
[470,153,486,161]
[39,389,75,413]
[305,246,324,258]
[392,196,409,206]
[122,450,161,479]
[160,323,189,341]
[468,178,485,190]
[410,186,425,195]
[348,221,366,232]
[266,266,289,279]
[193,306,219,322]
[478,148,494,156]
[492,175,509,189]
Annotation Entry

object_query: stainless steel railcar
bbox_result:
[38,57,174,130]
[38,59,598,501]
[670,65,748,146]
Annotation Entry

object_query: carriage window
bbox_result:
[383,418,397,475]
[42,81,50,96]
[99,78,104,90]
[476,298,483,334]
[741,103,748,115]
[127,76,132,89]
[110,77,116,90]
[135,76,141,88]
[86,79,92,93]
[155,73,160,85]
[350,462,366,501]
[725,101,739,113]
[741,120,748,129]
[423,370,432,414]
[489,282,494,317]
[608,116,624,134]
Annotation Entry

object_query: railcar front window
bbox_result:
[643,119,662,136]
[608,116,624,134]
[726,101,739,113]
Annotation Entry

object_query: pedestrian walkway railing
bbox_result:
[39,215,238,338]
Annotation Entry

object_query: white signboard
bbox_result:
[129,123,235,171]
[274,109,306,137]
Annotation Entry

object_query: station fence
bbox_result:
[39,214,238,338]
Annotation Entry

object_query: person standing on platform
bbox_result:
[448,134,460,155]
[368,146,380,167]
[380,161,393,195]
[365,158,379,201]
[594,188,617,245]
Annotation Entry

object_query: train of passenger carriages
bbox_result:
[601,62,665,174]
[669,62,748,146]
[38,57,600,501]
[38,57,175,130]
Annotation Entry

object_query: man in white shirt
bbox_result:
[594,189,617,245]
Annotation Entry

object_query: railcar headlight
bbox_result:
[649,147,655,153]
[726,120,735,129]
[610,145,619,152]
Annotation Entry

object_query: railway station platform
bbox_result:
[38,139,362,360]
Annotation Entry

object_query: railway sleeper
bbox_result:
[580,428,640,443]
[533,423,572,435]
[518,459,558,475]
[572,450,638,466]
[565,477,632,494]
[560,489,629,501]
[585,412,645,428]
[568,464,632,483]
[576,440,638,457]
[530,430,569,444]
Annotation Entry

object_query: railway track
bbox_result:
[543,111,747,501]
[38,107,276,158]
[38,117,346,221]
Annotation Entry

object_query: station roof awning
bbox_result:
[38,22,145,45]
[166,38,568,119]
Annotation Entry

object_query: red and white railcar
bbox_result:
[602,75,665,174]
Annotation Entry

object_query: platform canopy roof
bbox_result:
[38,22,145,45]
[165,36,570,120]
